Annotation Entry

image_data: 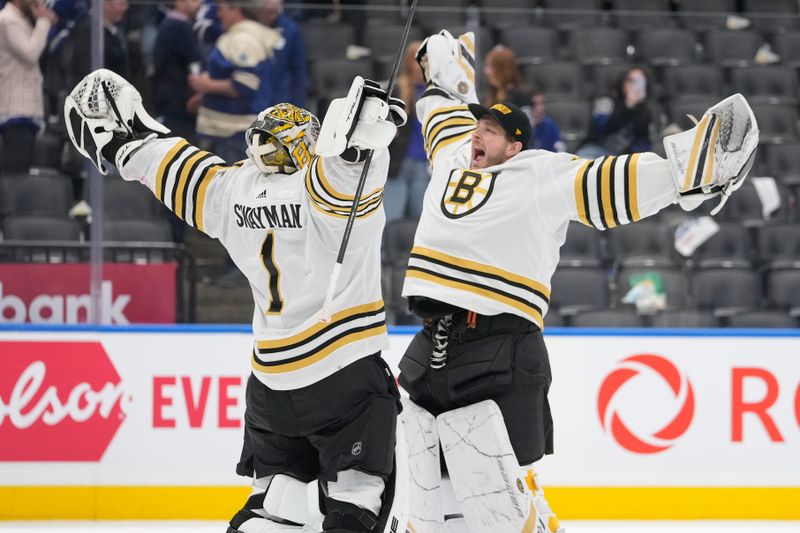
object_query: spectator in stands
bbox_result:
[527,87,563,153]
[0,0,56,175]
[256,0,307,107]
[189,0,280,164]
[153,0,203,141]
[385,40,428,222]
[483,45,529,109]
[103,0,131,79]
[577,66,653,159]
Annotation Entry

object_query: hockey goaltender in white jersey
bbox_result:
[398,30,759,533]
[63,70,411,533]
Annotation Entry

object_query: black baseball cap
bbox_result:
[468,101,532,146]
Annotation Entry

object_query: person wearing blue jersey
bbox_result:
[188,0,280,164]
[256,0,307,108]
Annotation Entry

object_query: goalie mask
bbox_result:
[246,103,320,174]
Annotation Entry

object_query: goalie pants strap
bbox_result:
[398,310,553,465]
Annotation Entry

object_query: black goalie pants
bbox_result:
[398,312,554,465]
[236,353,400,483]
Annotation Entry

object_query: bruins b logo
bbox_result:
[441,169,497,218]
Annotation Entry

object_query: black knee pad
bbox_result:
[322,498,378,533]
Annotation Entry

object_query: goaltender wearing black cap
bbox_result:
[466,101,532,169]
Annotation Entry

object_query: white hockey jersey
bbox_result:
[120,137,389,390]
[402,91,680,329]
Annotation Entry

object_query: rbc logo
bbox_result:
[597,354,695,454]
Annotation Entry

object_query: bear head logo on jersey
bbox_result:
[246,103,320,175]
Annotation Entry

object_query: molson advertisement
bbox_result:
[0,328,798,520]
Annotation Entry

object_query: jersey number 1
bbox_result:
[260,231,284,314]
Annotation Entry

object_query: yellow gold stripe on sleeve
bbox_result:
[421,104,471,136]
[430,130,473,161]
[195,166,224,233]
[155,139,189,202]
[425,117,476,152]
[174,150,210,220]
[315,157,382,203]
[629,153,641,221]
[601,156,617,229]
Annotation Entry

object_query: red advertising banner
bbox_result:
[0,341,127,461]
[0,263,177,324]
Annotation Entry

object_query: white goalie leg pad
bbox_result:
[400,397,445,533]
[436,400,544,533]
[375,415,410,533]
[663,93,759,214]
[263,475,324,527]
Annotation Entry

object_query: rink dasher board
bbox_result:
[0,326,798,520]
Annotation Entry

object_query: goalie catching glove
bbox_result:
[64,69,170,174]
[664,93,759,215]
[416,30,477,105]
[315,76,407,161]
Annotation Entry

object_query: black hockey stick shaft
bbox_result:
[334,0,418,265]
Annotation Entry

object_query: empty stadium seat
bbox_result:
[3,215,82,241]
[366,0,403,25]
[482,0,535,30]
[364,24,423,61]
[382,218,418,266]
[301,23,355,61]
[522,62,583,100]
[560,221,605,264]
[772,32,800,67]
[678,0,735,31]
[589,63,633,98]
[635,28,697,66]
[0,175,73,219]
[727,310,797,328]
[499,27,558,64]
[545,100,590,142]
[704,30,763,67]
[541,0,606,29]
[570,308,645,327]
[742,0,799,32]
[651,309,718,327]
[755,223,800,264]
[613,0,674,30]
[746,104,797,144]
[662,65,723,105]
[765,263,800,310]
[569,27,628,65]
[32,132,64,170]
[103,178,160,220]
[543,309,564,327]
[550,262,610,310]
[606,221,673,263]
[617,260,688,308]
[688,223,753,265]
[691,265,762,311]
[103,219,172,242]
[764,142,800,185]
[729,66,798,105]
[419,0,468,30]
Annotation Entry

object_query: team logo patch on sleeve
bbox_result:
[441,169,497,218]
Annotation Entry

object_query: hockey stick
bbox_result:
[319,0,418,322]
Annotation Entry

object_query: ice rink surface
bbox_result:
[1,522,799,533]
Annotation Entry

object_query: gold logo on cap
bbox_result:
[515,128,522,135]
[491,103,512,114]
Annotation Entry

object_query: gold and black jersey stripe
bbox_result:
[421,102,476,162]
[154,139,228,232]
[406,247,550,328]
[304,156,383,219]
[252,300,387,373]
[681,113,720,191]
[573,154,642,230]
